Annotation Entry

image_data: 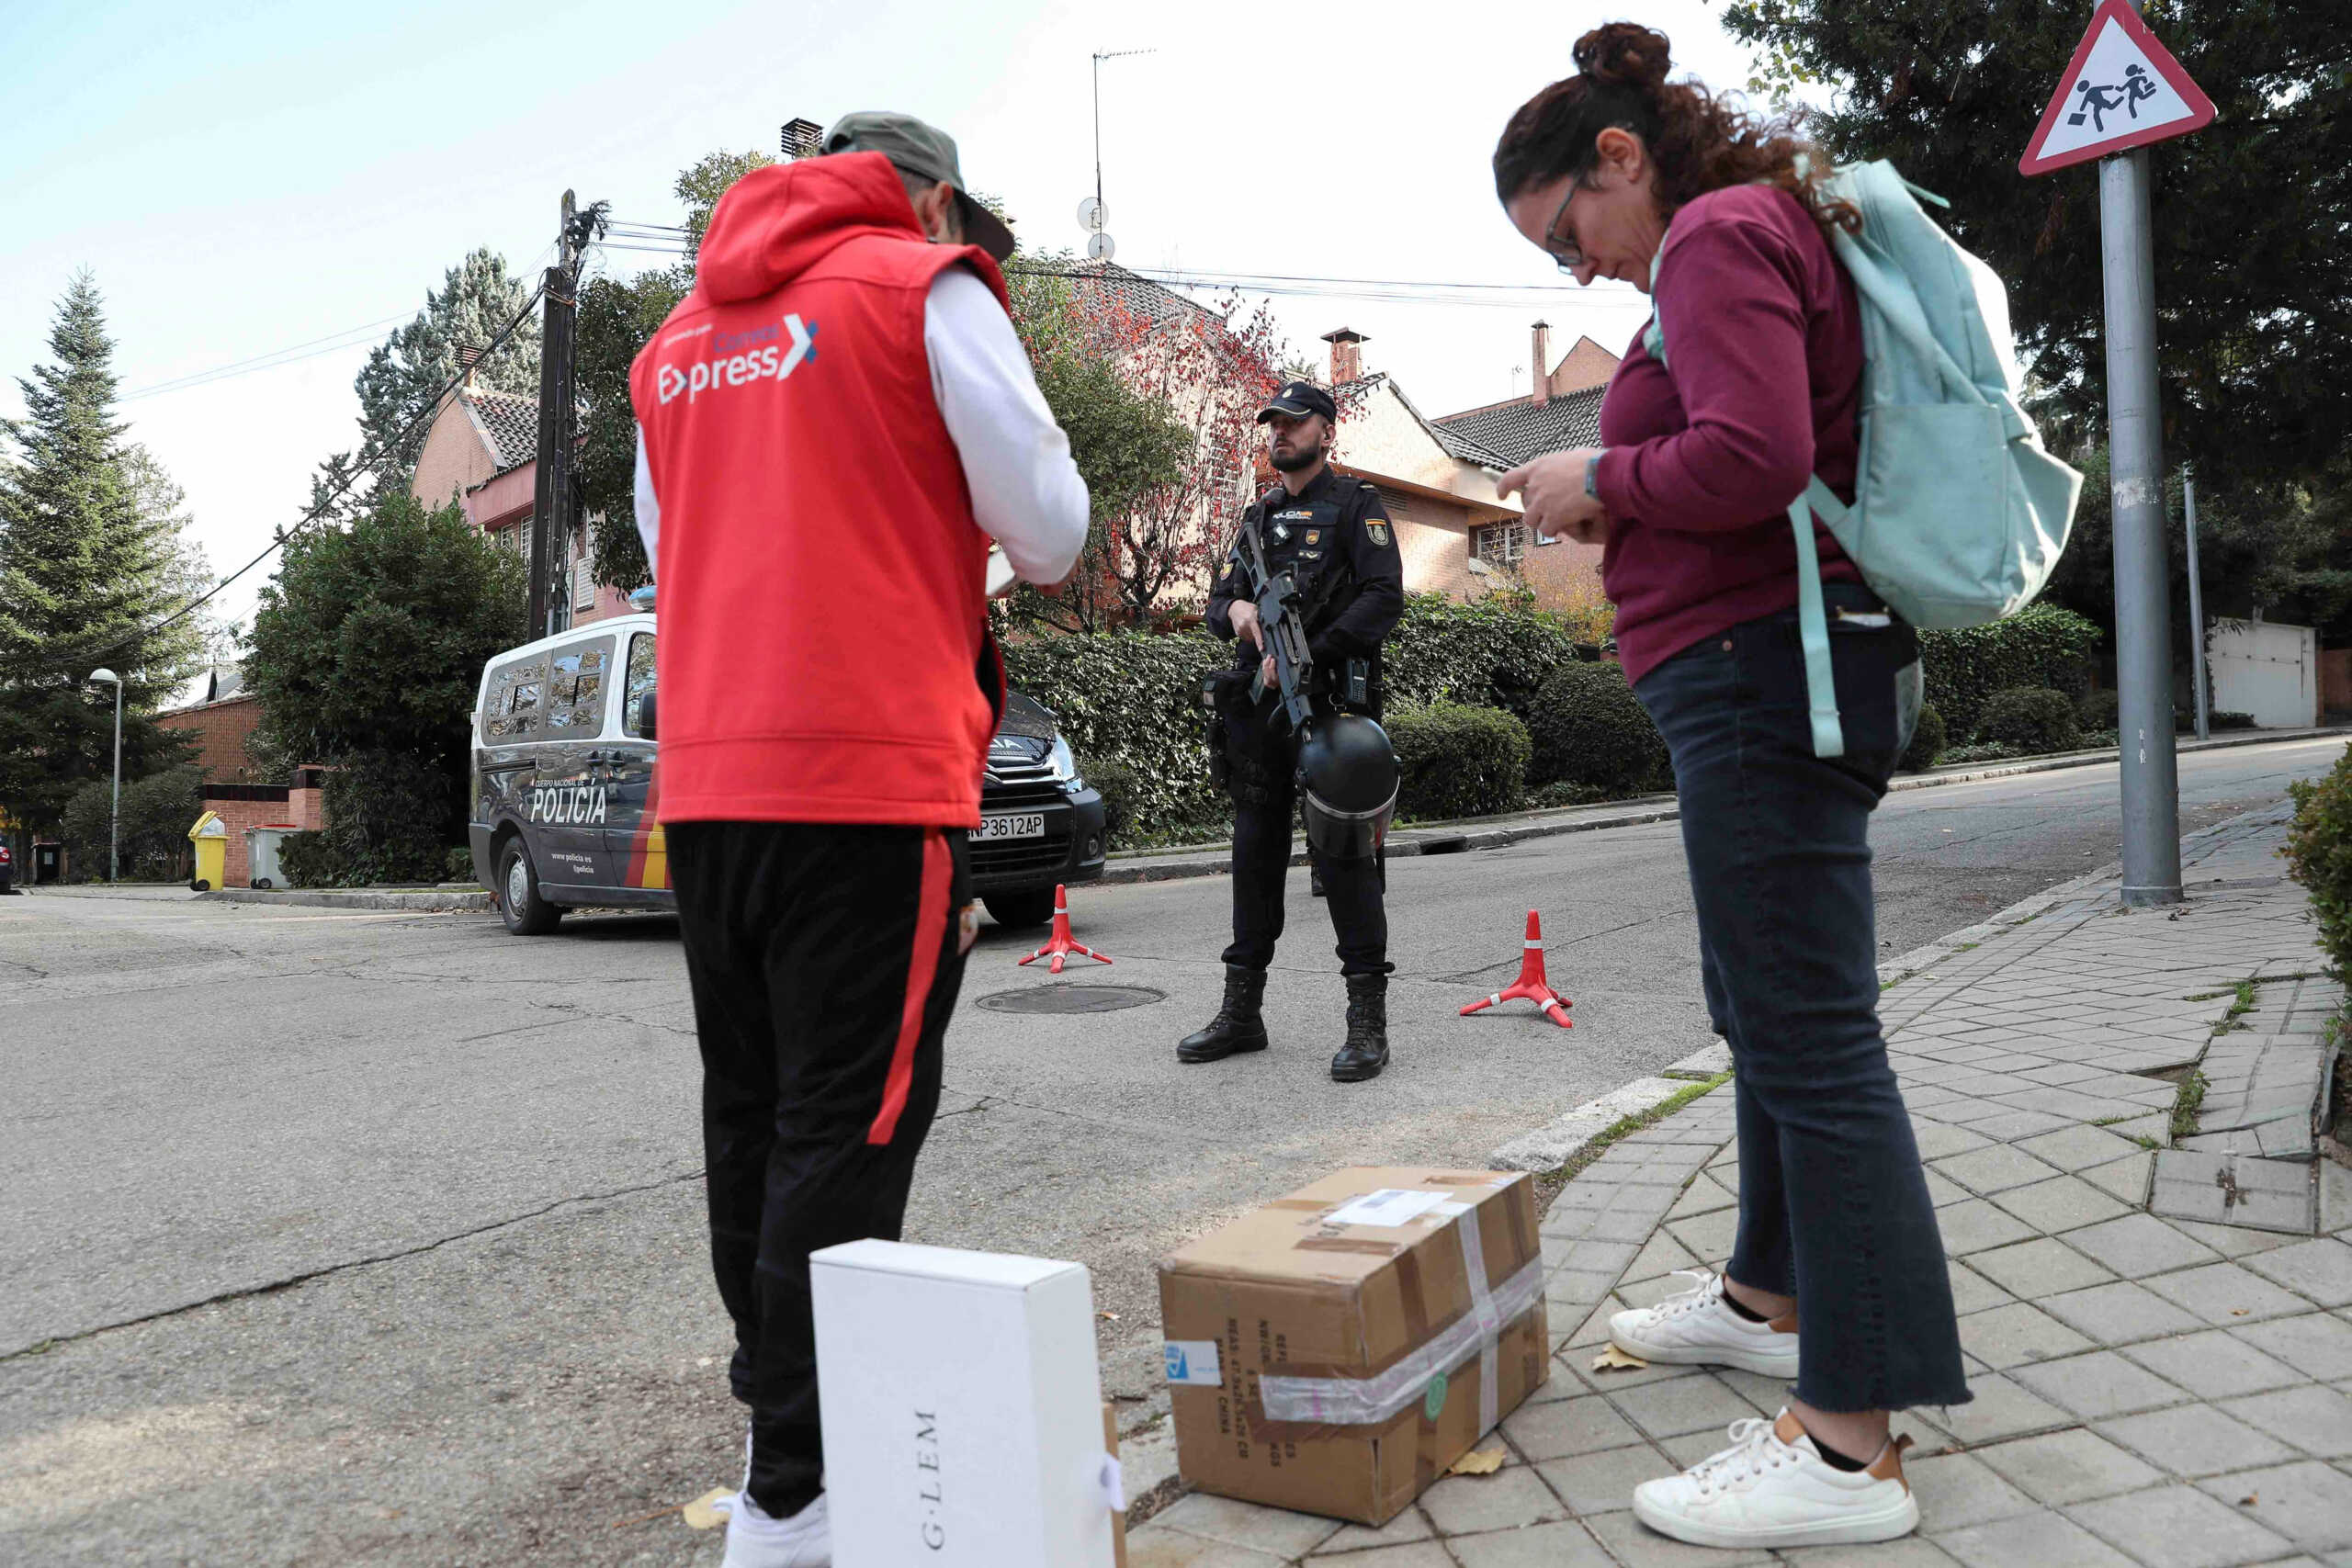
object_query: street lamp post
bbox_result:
[88,669,122,884]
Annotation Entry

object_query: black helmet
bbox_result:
[1297,714,1398,861]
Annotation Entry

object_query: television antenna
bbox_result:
[1086,47,1156,261]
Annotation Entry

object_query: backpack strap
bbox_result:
[1789,499,1848,760]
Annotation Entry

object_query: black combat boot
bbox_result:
[1330,973,1389,1082]
[1178,964,1270,1064]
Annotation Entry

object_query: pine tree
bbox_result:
[314,248,542,513]
[0,271,197,840]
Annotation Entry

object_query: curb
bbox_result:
[1098,727,2349,888]
[196,886,492,913]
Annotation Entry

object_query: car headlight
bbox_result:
[1047,736,1083,788]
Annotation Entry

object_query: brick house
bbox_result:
[154,664,265,784]
[409,364,632,628]
[1420,321,1623,610]
[199,769,328,889]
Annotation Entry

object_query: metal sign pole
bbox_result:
[2184,469,2209,741]
[2101,138,2182,906]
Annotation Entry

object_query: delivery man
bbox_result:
[628,112,1087,1568]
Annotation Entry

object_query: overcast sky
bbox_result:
[2,0,1777,636]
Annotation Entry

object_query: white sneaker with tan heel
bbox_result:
[1608,1269,1801,1378]
[1633,1409,1919,1549]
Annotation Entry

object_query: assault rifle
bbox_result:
[1231,513,1317,737]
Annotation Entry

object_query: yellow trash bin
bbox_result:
[188,810,228,891]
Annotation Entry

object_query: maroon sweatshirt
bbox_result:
[1591,184,1865,688]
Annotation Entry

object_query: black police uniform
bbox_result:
[1202,464,1405,976]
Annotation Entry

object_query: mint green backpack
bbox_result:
[1644,161,2083,758]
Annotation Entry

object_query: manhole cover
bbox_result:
[976,984,1167,1015]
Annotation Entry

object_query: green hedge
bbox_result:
[2285,740,2352,976]
[1900,704,1947,773]
[999,631,1229,843]
[1525,662,1671,794]
[1388,703,1531,821]
[1976,686,2081,751]
[1917,604,2101,739]
[1385,593,1585,717]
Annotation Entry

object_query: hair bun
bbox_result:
[1572,22,1672,92]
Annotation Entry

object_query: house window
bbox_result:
[1470,523,1529,566]
[573,558,595,613]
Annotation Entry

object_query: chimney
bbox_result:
[780,118,824,160]
[456,343,483,390]
[1322,326,1367,387]
[1530,320,1552,407]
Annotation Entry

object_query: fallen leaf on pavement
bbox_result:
[1446,1447,1507,1477]
[2239,1493,2258,1506]
[1592,1346,1649,1371]
[683,1488,735,1530]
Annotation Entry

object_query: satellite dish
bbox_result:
[1077,197,1108,231]
[1086,231,1116,262]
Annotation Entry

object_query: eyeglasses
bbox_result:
[1544,175,1589,273]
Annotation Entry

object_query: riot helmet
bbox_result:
[1296,714,1399,862]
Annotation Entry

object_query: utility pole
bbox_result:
[2184,468,2210,741]
[1086,48,1155,260]
[529,190,581,643]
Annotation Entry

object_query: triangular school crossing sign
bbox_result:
[2020,0,2215,175]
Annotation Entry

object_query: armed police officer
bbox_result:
[1182,380,1406,1082]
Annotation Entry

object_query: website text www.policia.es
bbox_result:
[653,314,817,405]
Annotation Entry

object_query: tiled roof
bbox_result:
[1057,261,1221,328]
[1430,384,1606,467]
[1343,373,1514,471]
[468,389,540,473]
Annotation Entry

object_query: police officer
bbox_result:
[1181,381,1405,1081]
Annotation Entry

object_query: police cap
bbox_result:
[1256,381,1339,424]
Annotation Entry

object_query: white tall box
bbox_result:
[811,1239,1120,1568]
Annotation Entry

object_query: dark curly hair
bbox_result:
[1492,22,1857,241]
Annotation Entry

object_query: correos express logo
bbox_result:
[655,314,817,405]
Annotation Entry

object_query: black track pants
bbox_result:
[668,820,972,1519]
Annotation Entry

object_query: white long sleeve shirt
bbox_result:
[635,265,1089,584]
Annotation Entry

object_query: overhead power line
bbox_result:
[1,279,548,683]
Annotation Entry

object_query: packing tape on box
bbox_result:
[1257,1218,1540,1432]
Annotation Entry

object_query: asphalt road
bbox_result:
[2,735,2340,1564]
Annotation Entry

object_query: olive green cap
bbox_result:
[821,110,1016,261]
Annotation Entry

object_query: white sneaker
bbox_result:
[1609,1269,1800,1378]
[719,1490,831,1568]
[1633,1410,1918,1550]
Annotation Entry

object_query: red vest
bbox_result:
[628,153,1008,827]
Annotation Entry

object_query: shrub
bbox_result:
[446,846,475,885]
[1387,703,1530,821]
[1525,662,1670,794]
[2078,689,2120,731]
[277,831,340,889]
[1531,780,1609,810]
[1975,686,2081,752]
[2285,742,2352,976]
[1939,740,2023,765]
[1917,604,2101,738]
[1900,704,1947,773]
[1079,754,1138,845]
[61,765,202,881]
[1385,592,1586,722]
[999,629,1229,842]
[2209,710,2257,732]
[277,752,455,886]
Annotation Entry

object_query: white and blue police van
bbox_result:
[469,612,1110,936]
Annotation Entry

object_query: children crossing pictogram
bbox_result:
[2019,0,2214,176]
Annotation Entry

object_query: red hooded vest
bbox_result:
[628,152,1009,828]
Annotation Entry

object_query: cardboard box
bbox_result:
[1158,1168,1549,1526]
[812,1240,1121,1567]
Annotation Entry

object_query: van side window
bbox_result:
[546,637,616,734]
[484,659,546,739]
[623,632,658,739]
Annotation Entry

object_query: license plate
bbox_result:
[977,813,1046,842]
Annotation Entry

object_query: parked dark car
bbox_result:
[468,613,1107,936]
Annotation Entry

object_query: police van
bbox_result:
[469,612,1109,937]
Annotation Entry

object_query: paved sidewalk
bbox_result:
[1131,802,2352,1566]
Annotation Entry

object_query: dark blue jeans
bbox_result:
[1635,586,1970,1414]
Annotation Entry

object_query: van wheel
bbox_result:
[981,887,1057,930]
[498,839,563,935]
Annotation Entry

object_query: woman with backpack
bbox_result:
[1490,23,1970,1551]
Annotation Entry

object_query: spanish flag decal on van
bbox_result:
[623,766,671,890]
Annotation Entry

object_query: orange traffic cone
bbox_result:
[1459,910,1573,1028]
[1017,884,1113,976]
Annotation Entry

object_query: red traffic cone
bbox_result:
[1017,884,1113,976]
[1459,910,1573,1028]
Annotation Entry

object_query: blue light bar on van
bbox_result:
[628,585,655,611]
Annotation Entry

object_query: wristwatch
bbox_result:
[1584,453,1603,501]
